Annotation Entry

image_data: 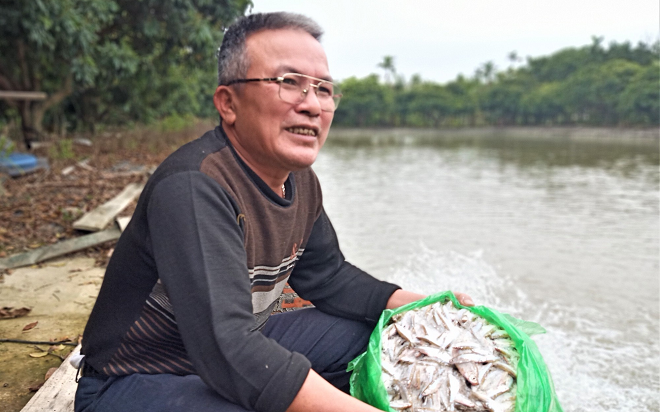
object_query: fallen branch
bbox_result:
[23,181,126,189]
[29,344,65,361]
[0,338,78,346]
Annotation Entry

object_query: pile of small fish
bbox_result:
[381,300,518,412]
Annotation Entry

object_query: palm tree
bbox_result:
[378,55,396,84]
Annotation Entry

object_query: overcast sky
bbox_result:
[251,0,659,83]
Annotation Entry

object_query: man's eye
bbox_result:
[317,85,332,96]
[282,77,299,86]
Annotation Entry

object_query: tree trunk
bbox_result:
[19,101,41,149]
[17,75,73,149]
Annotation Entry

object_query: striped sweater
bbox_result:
[80,126,400,412]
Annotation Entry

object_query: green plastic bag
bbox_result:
[348,291,563,412]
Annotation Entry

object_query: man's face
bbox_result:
[223,29,334,175]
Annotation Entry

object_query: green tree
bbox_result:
[444,75,479,126]
[560,59,643,124]
[406,82,453,127]
[520,82,565,125]
[0,0,251,147]
[333,39,658,129]
[480,72,532,125]
[334,75,393,127]
[0,0,116,146]
[526,42,602,83]
[617,62,660,125]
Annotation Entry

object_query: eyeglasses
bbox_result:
[225,73,342,112]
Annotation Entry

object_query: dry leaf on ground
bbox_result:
[53,335,71,342]
[28,382,44,392]
[22,320,38,331]
[0,306,31,319]
[45,367,58,381]
[29,352,49,358]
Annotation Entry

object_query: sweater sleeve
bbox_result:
[289,208,401,324]
[147,171,310,412]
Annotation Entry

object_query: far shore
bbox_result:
[327,126,659,143]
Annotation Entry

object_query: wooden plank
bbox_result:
[20,345,80,412]
[73,183,143,232]
[0,91,48,101]
[0,228,121,270]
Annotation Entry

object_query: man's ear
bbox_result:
[214,85,237,125]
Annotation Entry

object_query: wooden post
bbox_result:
[0,91,48,101]
[0,91,48,149]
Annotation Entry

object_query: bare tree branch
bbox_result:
[41,75,73,112]
[16,40,31,90]
[0,72,17,92]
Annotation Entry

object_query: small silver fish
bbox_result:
[395,323,417,345]
[389,399,413,410]
[454,361,479,385]
[382,300,517,412]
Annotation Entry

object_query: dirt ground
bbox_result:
[0,258,103,411]
[0,120,213,263]
[0,120,214,411]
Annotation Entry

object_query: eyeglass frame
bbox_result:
[223,73,342,112]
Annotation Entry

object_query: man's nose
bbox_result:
[296,87,322,116]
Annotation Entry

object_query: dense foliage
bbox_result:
[0,7,657,146]
[0,0,251,145]
[335,38,659,128]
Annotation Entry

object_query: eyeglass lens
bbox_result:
[278,74,340,111]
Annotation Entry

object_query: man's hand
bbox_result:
[286,370,381,412]
[386,289,474,309]
[453,292,475,307]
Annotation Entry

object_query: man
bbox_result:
[76,12,473,412]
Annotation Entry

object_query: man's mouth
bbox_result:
[285,127,318,137]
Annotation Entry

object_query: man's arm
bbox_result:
[291,209,474,320]
[289,209,400,323]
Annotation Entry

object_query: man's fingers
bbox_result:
[455,292,475,307]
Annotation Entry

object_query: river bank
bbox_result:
[327,126,659,144]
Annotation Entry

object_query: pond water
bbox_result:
[314,130,659,412]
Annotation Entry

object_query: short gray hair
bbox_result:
[217,12,323,85]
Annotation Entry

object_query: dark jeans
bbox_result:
[75,308,373,412]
